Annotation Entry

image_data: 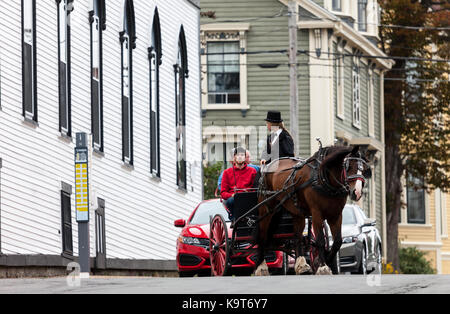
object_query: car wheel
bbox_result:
[357,245,367,275]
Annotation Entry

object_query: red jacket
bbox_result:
[220,164,257,200]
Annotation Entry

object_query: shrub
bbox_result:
[399,247,435,274]
[203,162,224,200]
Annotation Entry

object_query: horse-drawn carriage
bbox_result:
[209,188,337,276]
[209,143,372,277]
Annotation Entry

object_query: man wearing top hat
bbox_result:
[260,110,295,166]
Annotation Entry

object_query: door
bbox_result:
[95,198,106,269]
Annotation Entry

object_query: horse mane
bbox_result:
[314,145,353,170]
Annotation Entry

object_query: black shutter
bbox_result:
[23,43,34,116]
[122,95,130,162]
[61,190,73,255]
[92,79,100,146]
[151,110,157,171]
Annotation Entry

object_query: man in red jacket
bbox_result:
[221,147,257,221]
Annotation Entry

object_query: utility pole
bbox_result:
[288,0,299,156]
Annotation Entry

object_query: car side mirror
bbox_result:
[174,219,186,228]
[362,218,376,227]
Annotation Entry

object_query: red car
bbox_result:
[174,199,287,277]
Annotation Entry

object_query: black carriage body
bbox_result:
[233,191,295,239]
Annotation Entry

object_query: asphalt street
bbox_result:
[0,274,449,294]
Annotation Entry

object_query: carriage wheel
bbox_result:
[209,214,230,276]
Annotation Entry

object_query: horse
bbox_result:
[253,145,372,276]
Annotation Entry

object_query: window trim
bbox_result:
[336,42,345,120]
[120,0,136,166]
[368,65,375,137]
[175,26,188,190]
[149,8,162,178]
[57,0,73,138]
[89,0,106,153]
[201,23,249,111]
[22,0,38,123]
[406,175,427,225]
[352,54,361,129]
[357,0,368,32]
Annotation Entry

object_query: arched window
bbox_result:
[149,8,162,177]
[22,0,38,122]
[90,0,106,152]
[57,0,74,137]
[120,0,136,165]
[175,26,188,190]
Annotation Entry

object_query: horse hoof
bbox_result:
[295,257,312,275]
[315,265,332,275]
[254,260,270,276]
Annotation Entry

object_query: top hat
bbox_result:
[265,111,283,123]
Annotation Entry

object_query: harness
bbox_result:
[234,147,370,228]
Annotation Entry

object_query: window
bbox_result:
[407,175,426,224]
[90,0,106,152]
[352,55,361,128]
[120,0,136,165]
[57,0,73,137]
[358,0,368,32]
[61,183,73,256]
[207,41,240,104]
[22,0,38,122]
[368,67,375,137]
[332,0,341,11]
[201,24,249,111]
[149,8,162,177]
[175,26,188,190]
[336,44,345,119]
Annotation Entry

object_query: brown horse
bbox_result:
[254,145,371,275]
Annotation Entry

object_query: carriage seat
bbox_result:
[233,191,259,221]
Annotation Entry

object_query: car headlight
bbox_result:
[180,237,209,247]
[342,236,358,243]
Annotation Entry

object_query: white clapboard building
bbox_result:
[0,0,202,273]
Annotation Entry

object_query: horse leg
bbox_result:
[254,205,272,276]
[326,215,343,275]
[312,213,332,275]
[292,215,311,275]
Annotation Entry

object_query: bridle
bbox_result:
[317,153,371,197]
[341,156,371,188]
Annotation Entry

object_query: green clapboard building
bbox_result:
[200,0,393,258]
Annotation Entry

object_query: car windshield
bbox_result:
[342,206,357,225]
[190,200,230,225]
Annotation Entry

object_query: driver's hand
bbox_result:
[260,159,266,166]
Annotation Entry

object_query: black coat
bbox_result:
[260,129,295,163]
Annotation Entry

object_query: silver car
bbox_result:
[339,205,382,274]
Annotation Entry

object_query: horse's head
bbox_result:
[343,146,372,201]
